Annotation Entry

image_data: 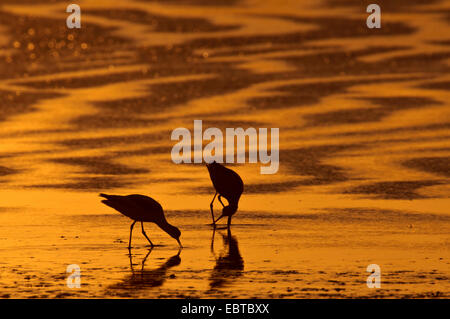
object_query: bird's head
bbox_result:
[168,226,182,247]
[222,205,237,216]
[206,160,218,168]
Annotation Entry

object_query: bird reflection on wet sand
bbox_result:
[106,248,181,293]
[0,0,449,298]
[209,228,244,290]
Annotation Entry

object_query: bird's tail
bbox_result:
[99,193,111,199]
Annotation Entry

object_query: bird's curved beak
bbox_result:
[176,238,183,248]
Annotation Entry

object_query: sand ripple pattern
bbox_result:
[0,0,448,298]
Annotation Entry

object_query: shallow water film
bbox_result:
[0,0,449,298]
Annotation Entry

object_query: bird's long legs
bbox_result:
[214,214,225,224]
[141,222,154,247]
[227,216,232,229]
[210,192,218,225]
[218,195,225,208]
[129,221,136,248]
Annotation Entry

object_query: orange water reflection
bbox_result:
[0,0,449,298]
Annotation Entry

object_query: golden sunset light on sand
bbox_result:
[0,0,449,300]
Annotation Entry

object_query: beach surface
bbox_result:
[0,0,449,298]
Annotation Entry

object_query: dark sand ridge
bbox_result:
[29,176,138,191]
[0,166,16,177]
[326,0,443,12]
[277,48,450,77]
[56,132,164,148]
[419,81,450,91]
[0,0,448,298]
[0,90,63,122]
[16,70,154,89]
[30,177,196,192]
[282,145,360,185]
[84,9,240,33]
[304,97,442,126]
[245,76,432,111]
[181,17,414,49]
[68,118,267,140]
[402,157,450,179]
[48,156,150,175]
[320,123,450,138]
[344,180,445,200]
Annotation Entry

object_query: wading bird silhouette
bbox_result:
[206,161,244,227]
[99,193,182,248]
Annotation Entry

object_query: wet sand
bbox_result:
[0,0,449,298]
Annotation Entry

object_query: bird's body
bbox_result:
[206,162,244,227]
[100,193,181,248]
[207,164,244,208]
[101,194,165,223]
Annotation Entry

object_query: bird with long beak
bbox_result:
[100,193,182,248]
[206,161,244,228]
